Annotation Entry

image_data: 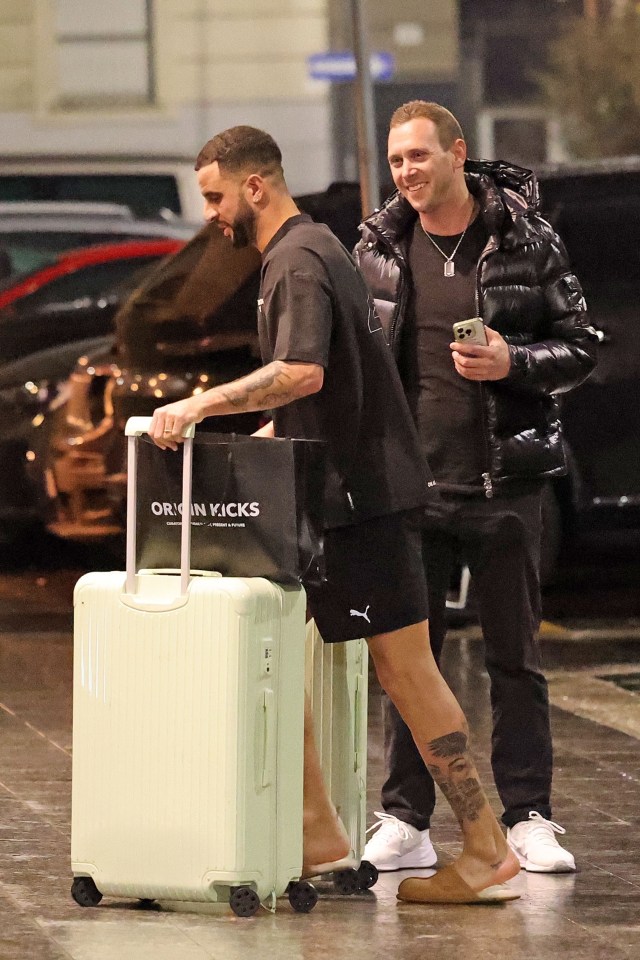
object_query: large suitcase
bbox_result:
[305,621,378,893]
[70,418,313,917]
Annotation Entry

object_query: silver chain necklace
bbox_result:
[420,203,476,277]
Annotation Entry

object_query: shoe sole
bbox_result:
[368,853,438,873]
[509,845,576,873]
[521,860,576,873]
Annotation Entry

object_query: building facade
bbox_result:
[0,0,333,193]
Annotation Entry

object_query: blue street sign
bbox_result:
[307,51,395,83]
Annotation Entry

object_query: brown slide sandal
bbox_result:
[397,864,520,904]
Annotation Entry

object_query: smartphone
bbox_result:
[452,318,488,346]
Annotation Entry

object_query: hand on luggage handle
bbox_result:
[125,416,196,597]
[125,416,195,439]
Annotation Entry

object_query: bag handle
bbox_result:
[124,417,196,596]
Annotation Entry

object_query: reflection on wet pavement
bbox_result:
[1,577,640,958]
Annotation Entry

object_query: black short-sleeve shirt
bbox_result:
[258,214,436,528]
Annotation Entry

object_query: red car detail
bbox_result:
[0,239,185,309]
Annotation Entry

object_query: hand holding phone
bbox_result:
[450,319,511,381]
[452,318,488,347]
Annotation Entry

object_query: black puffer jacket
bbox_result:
[354,159,600,492]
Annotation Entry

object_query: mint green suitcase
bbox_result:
[70,419,315,917]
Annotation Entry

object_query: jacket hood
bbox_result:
[465,158,539,212]
[361,158,540,250]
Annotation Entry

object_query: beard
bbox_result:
[230,197,257,249]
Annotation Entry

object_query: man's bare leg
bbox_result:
[367,620,520,895]
[302,692,352,872]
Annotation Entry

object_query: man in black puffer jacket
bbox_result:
[356,101,599,879]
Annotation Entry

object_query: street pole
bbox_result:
[349,0,380,218]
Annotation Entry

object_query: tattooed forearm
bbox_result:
[425,730,486,824]
[219,363,295,410]
[220,386,249,409]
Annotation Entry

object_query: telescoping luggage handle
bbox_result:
[124,416,196,597]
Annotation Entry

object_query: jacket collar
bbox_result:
[363,158,541,252]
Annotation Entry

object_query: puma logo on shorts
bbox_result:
[350,605,371,624]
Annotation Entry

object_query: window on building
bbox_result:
[52,0,154,109]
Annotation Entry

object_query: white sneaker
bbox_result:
[507,811,576,873]
[363,812,437,872]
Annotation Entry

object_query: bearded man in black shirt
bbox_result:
[147,124,521,904]
[356,101,598,876]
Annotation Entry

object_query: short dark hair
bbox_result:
[389,101,464,150]
[194,125,284,179]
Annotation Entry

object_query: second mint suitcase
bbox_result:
[70,419,314,916]
[305,620,378,893]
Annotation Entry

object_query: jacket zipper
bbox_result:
[479,380,493,499]
[475,236,499,499]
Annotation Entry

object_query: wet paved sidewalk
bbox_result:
[1,568,640,959]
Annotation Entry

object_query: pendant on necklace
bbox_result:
[444,260,455,277]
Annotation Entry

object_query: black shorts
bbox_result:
[303,510,429,643]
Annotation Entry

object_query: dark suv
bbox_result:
[537,159,640,535]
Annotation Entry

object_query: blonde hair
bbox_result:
[389,101,464,150]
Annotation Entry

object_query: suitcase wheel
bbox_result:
[332,868,360,895]
[71,876,103,908]
[229,885,261,918]
[356,860,379,890]
[287,880,318,913]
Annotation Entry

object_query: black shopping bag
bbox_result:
[135,433,326,584]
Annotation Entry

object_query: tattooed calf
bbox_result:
[426,730,485,824]
[427,730,469,759]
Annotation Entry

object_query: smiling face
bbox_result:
[196,161,257,249]
[387,117,466,216]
